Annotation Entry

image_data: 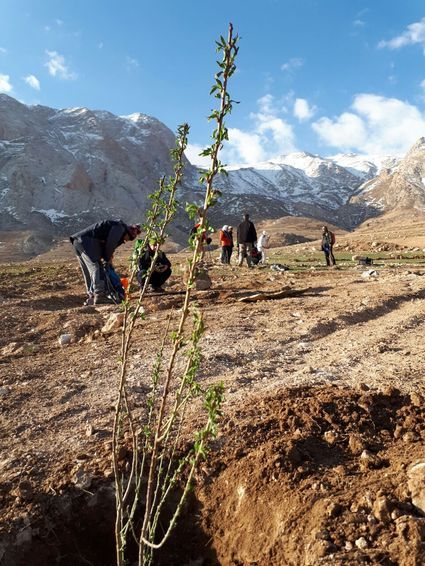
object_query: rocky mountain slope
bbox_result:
[0,94,196,239]
[351,137,425,215]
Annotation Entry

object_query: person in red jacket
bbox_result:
[219,225,233,264]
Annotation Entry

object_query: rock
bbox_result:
[410,392,424,407]
[359,449,381,470]
[58,333,72,346]
[361,269,378,279]
[72,467,92,490]
[0,387,9,397]
[373,495,391,522]
[408,461,425,514]
[403,431,419,443]
[1,342,20,356]
[101,312,125,334]
[323,430,337,445]
[348,434,365,455]
[355,536,368,549]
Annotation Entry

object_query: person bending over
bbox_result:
[70,219,141,305]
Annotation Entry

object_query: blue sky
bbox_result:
[1,0,425,165]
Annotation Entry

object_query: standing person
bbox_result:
[257,230,270,264]
[321,225,336,267]
[237,213,257,267]
[190,218,212,259]
[227,226,234,263]
[137,242,172,293]
[70,219,141,305]
[219,225,233,264]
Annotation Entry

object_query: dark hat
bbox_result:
[127,224,141,240]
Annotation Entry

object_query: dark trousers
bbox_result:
[324,246,336,266]
[72,240,105,294]
[221,246,233,264]
[138,268,171,289]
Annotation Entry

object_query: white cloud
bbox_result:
[312,93,425,155]
[379,17,425,50]
[281,57,304,73]
[353,19,365,28]
[56,19,63,26]
[421,79,425,90]
[221,94,296,165]
[185,144,211,168]
[45,50,77,80]
[126,56,139,70]
[294,98,316,121]
[24,74,40,90]
[0,47,6,54]
[0,74,13,93]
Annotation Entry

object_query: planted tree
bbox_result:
[112,23,239,566]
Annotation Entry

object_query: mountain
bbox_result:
[0,94,196,239]
[351,137,425,215]
[2,93,424,258]
[214,151,398,229]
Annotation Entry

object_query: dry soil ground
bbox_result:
[0,242,424,565]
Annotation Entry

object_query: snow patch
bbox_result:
[31,208,68,222]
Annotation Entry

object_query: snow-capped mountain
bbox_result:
[214,151,399,228]
[0,94,195,235]
[351,137,425,215]
[1,93,421,247]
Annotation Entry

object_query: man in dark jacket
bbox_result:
[237,213,257,267]
[70,219,141,305]
[137,243,172,293]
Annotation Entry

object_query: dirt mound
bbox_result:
[1,385,423,565]
[197,385,425,565]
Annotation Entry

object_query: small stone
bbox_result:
[85,424,94,437]
[391,509,402,520]
[348,434,365,455]
[410,392,424,407]
[101,313,125,334]
[0,387,9,397]
[393,425,404,439]
[359,449,381,470]
[408,461,425,514]
[373,495,391,522]
[72,467,92,490]
[58,334,72,346]
[403,431,419,443]
[324,430,337,445]
[355,537,368,549]
[344,541,353,551]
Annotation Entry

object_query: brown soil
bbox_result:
[0,248,424,565]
